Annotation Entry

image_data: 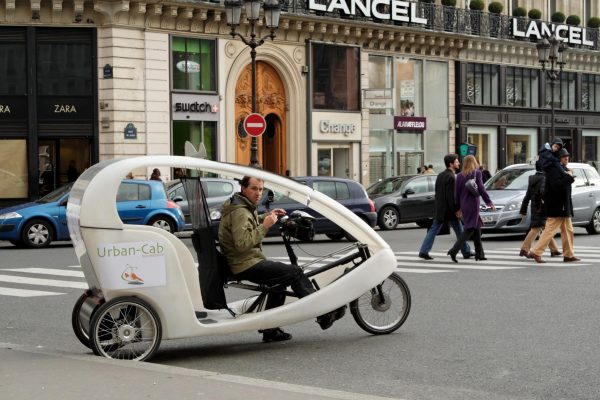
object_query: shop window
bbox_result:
[312,43,360,111]
[581,74,600,111]
[506,134,531,164]
[583,131,600,168]
[395,58,422,116]
[0,36,26,96]
[172,37,216,92]
[172,121,217,161]
[368,55,392,89]
[546,72,576,110]
[0,139,28,198]
[506,67,538,108]
[465,63,499,106]
[36,34,93,96]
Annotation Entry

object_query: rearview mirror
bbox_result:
[403,189,415,197]
[172,195,184,202]
[267,190,274,203]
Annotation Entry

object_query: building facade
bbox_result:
[1,0,600,204]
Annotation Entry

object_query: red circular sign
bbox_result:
[243,113,267,137]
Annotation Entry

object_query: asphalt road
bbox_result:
[1,225,599,400]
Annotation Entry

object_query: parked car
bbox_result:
[367,174,436,230]
[0,180,185,248]
[166,178,241,230]
[206,176,376,240]
[481,163,600,234]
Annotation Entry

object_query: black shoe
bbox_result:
[261,328,292,343]
[447,251,458,263]
[317,306,346,330]
[418,252,434,260]
[462,252,476,259]
[475,256,487,261]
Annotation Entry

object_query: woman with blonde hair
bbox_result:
[447,155,495,262]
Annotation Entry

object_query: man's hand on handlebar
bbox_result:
[262,209,286,229]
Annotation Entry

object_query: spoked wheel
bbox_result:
[350,273,411,335]
[89,296,162,361]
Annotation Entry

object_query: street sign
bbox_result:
[243,113,267,137]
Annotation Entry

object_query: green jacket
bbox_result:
[218,193,268,275]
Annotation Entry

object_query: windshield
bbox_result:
[37,183,73,203]
[485,169,535,190]
[367,177,409,195]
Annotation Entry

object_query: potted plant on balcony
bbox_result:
[588,17,600,28]
[469,0,484,35]
[566,15,581,26]
[551,12,566,23]
[511,7,527,40]
[528,9,542,20]
[441,0,457,32]
[488,1,503,37]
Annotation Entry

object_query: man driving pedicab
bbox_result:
[218,176,346,343]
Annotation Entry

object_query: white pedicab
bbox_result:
[68,156,410,361]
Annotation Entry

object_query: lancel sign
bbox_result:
[511,19,594,47]
[308,0,427,25]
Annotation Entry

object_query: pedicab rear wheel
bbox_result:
[71,292,92,348]
[350,273,411,335]
[89,296,162,361]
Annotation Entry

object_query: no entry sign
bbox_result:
[243,113,267,137]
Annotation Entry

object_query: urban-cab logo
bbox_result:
[97,242,164,258]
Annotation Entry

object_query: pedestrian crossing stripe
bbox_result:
[0,247,597,297]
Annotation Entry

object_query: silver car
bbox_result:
[481,163,600,235]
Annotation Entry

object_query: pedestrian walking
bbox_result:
[447,155,495,263]
[518,162,561,258]
[529,148,579,263]
[418,154,473,260]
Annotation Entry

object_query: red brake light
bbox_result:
[167,200,180,209]
[368,199,375,212]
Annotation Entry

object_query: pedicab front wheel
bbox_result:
[89,296,162,361]
[71,292,93,349]
[350,273,411,335]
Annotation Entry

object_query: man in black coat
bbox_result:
[529,148,579,263]
[418,154,473,260]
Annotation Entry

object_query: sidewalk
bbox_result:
[0,344,402,400]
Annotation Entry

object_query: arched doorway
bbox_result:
[235,61,287,175]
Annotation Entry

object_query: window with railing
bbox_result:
[545,72,576,110]
[465,63,499,106]
[506,67,539,108]
[582,74,600,111]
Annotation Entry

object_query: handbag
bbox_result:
[465,173,479,197]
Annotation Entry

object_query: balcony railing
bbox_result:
[278,1,600,51]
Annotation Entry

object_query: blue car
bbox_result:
[0,180,185,248]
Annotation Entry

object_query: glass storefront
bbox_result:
[312,43,360,111]
[171,37,216,92]
[506,128,537,166]
[583,130,600,170]
[467,126,498,173]
[172,121,217,160]
[368,55,448,181]
[0,139,28,198]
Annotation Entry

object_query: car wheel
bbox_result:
[586,207,600,235]
[416,219,433,229]
[326,232,345,241]
[21,219,54,248]
[378,206,399,230]
[148,216,175,233]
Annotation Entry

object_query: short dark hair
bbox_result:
[443,154,458,168]
[240,176,263,188]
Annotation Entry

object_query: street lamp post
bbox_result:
[536,35,567,140]
[224,0,281,168]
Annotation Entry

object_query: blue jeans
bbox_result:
[419,217,472,256]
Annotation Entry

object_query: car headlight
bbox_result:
[0,212,22,220]
[210,210,222,221]
[504,201,522,212]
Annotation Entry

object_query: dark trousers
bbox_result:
[234,260,315,310]
[449,228,484,258]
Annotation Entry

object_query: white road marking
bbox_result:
[0,275,88,289]
[0,287,64,297]
[4,268,84,278]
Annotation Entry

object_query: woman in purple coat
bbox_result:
[447,155,495,262]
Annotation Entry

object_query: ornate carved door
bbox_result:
[235,62,286,174]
